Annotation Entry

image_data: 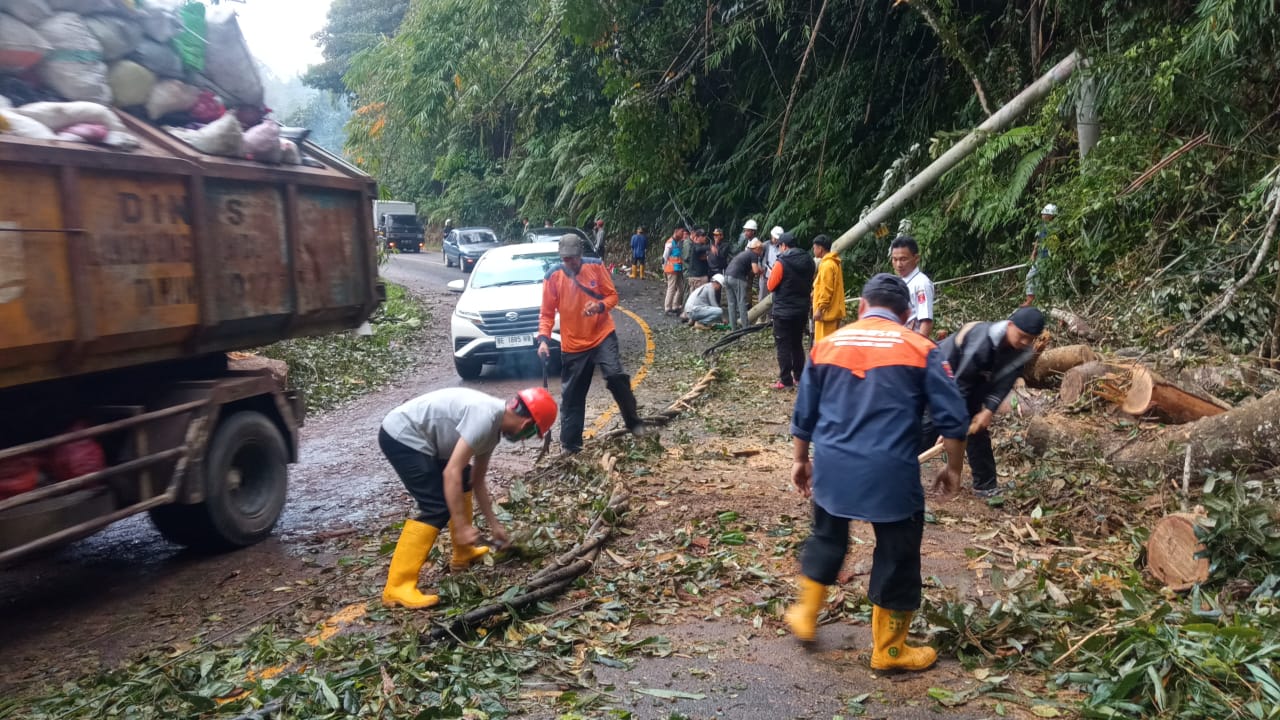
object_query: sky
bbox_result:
[208,0,334,79]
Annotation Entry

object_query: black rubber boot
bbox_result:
[605,374,645,432]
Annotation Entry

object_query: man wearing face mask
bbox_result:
[538,234,647,454]
[922,306,1045,498]
[378,386,558,609]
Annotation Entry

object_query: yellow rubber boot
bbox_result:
[783,575,826,643]
[449,492,491,572]
[870,605,937,671]
[381,519,440,609]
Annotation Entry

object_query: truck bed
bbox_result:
[0,115,380,390]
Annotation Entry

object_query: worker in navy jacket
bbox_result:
[784,273,968,673]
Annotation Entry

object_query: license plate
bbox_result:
[496,334,534,349]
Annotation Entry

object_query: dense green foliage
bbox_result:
[334,0,1280,350]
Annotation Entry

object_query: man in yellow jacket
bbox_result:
[810,235,845,341]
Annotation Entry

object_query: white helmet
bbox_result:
[743,219,758,231]
[770,225,784,240]
[711,273,725,285]
[1040,204,1058,216]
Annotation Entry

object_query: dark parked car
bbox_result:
[523,226,599,254]
[443,227,501,273]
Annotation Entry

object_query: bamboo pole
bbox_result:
[747,50,1082,323]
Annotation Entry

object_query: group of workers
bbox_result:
[373,204,1056,677]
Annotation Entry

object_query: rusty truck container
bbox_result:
[0,116,379,389]
[0,116,380,564]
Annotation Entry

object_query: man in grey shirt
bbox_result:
[377,386,558,609]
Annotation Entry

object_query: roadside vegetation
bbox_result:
[260,281,426,413]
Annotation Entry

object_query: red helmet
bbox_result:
[514,387,557,438]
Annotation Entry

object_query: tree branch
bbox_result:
[484,22,558,113]
[1180,182,1280,346]
[776,0,831,159]
[895,0,994,116]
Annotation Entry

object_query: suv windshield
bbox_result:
[459,231,497,245]
[471,252,558,288]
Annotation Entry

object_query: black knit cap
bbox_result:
[860,273,910,316]
[1010,306,1045,335]
[778,231,796,247]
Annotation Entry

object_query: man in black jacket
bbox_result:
[766,232,817,389]
[924,307,1044,497]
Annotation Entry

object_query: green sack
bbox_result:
[173,1,205,72]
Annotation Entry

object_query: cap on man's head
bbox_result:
[711,273,725,285]
[1010,307,1045,336]
[778,231,795,247]
[746,238,763,250]
[813,234,832,250]
[559,234,585,257]
[769,225,784,240]
[860,272,911,316]
[743,219,758,231]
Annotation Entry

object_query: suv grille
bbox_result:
[479,308,540,335]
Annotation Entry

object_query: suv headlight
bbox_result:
[455,309,484,325]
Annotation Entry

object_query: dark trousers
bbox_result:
[773,315,807,385]
[800,503,924,611]
[378,428,471,527]
[560,331,641,452]
[921,404,997,491]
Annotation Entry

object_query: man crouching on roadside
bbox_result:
[378,387,557,609]
[785,274,968,671]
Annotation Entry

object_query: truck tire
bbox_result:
[149,411,288,551]
[454,357,482,380]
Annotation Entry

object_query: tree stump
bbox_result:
[1024,344,1099,388]
[1146,512,1210,591]
[1122,365,1228,423]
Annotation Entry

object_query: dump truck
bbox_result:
[0,115,381,565]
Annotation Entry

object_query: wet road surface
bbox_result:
[0,251,658,694]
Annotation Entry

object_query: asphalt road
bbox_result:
[0,249,660,695]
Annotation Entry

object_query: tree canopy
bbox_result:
[335,0,1280,355]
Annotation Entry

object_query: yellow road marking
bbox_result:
[584,305,654,439]
[216,601,367,704]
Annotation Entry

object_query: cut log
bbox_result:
[1023,344,1099,388]
[1048,308,1099,341]
[1122,365,1228,423]
[1060,360,1128,406]
[227,352,289,388]
[1027,388,1280,484]
[1146,512,1210,591]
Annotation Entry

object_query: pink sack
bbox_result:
[58,122,109,143]
[240,119,281,163]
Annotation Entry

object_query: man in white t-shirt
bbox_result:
[377,387,557,609]
[890,235,934,337]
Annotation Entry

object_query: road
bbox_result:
[0,250,662,696]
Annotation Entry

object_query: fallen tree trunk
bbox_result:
[1122,365,1228,423]
[1024,344,1098,388]
[1146,512,1210,591]
[1026,388,1280,482]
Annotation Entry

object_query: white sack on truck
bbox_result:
[0,107,56,138]
[199,7,262,108]
[84,13,141,61]
[144,76,197,119]
[47,0,118,12]
[0,0,53,26]
[0,12,50,72]
[166,111,242,157]
[15,99,125,132]
[131,37,180,77]
[35,12,109,103]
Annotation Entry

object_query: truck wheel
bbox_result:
[150,411,288,551]
[455,357,482,380]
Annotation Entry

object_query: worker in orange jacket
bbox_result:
[537,234,647,453]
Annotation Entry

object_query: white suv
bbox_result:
[447,242,568,379]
